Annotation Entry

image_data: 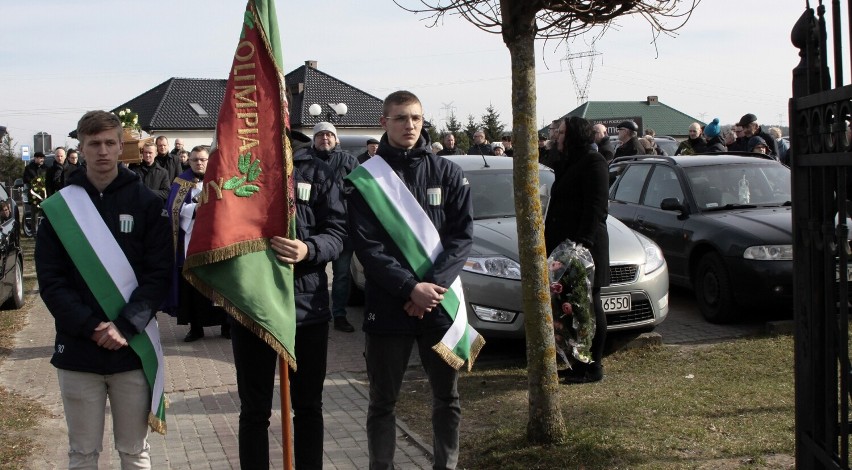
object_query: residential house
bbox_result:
[110,61,384,151]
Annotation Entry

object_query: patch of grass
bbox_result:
[0,237,49,470]
[397,336,795,469]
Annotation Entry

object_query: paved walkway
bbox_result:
[0,289,430,469]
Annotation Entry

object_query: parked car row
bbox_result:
[607,152,794,322]
[351,155,670,339]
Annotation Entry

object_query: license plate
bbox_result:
[836,264,852,282]
[602,294,631,313]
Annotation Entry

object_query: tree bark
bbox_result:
[501,0,565,444]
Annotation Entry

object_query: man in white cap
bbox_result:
[309,121,360,332]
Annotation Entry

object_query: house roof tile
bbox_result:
[112,63,383,133]
[564,98,704,136]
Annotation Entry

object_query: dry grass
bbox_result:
[0,237,49,470]
[397,336,796,469]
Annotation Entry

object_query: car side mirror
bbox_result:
[660,197,686,214]
[13,178,23,189]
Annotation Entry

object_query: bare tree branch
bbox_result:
[394,0,700,40]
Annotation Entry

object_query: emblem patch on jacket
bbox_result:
[119,214,134,233]
[297,182,311,202]
[427,187,442,206]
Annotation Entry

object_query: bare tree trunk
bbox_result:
[502,0,565,444]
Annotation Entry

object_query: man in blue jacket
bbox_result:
[36,110,171,469]
[346,90,474,470]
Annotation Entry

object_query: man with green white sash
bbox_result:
[346,90,482,470]
[36,110,171,469]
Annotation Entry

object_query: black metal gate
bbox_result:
[791,1,852,468]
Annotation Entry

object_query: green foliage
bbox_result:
[445,113,462,135]
[438,113,470,151]
[481,104,506,143]
[0,134,24,187]
[463,114,480,141]
[426,123,441,146]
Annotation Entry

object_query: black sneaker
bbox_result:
[334,317,355,332]
[184,329,204,342]
[562,365,603,384]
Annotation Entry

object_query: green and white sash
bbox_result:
[41,185,168,434]
[347,156,484,370]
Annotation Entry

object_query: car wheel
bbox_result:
[1,258,24,310]
[694,252,736,323]
[22,220,33,238]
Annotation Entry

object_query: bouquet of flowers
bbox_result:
[29,174,47,208]
[547,239,596,370]
[116,107,140,134]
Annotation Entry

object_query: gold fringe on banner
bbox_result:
[183,238,271,269]
[432,333,485,372]
[182,260,297,372]
[148,412,168,435]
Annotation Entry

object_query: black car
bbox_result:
[608,153,792,322]
[0,181,23,310]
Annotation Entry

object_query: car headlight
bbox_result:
[634,232,665,275]
[743,245,793,260]
[464,256,521,280]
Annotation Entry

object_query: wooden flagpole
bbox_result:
[280,357,293,470]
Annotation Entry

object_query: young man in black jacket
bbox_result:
[231,130,346,469]
[346,90,475,470]
[35,110,171,468]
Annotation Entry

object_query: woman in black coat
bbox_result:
[544,116,610,383]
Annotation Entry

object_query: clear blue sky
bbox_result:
[1,1,823,151]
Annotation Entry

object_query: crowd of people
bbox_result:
[29,96,793,469]
[33,89,478,470]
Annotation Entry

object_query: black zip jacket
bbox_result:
[129,162,171,201]
[615,137,645,158]
[292,148,346,326]
[346,131,474,335]
[36,166,171,374]
[467,142,494,156]
[308,145,358,249]
[545,145,611,289]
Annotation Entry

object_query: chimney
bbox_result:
[647,95,659,105]
[305,60,317,69]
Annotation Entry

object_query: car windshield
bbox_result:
[466,169,554,219]
[685,162,791,209]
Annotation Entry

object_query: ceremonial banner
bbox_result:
[184,0,297,368]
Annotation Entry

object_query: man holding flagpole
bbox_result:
[230,129,345,469]
[183,1,345,467]
[346,90,482,470]
[35,110,171,468]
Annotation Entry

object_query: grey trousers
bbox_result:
[57,368,151,469]
[365,329,460,470]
